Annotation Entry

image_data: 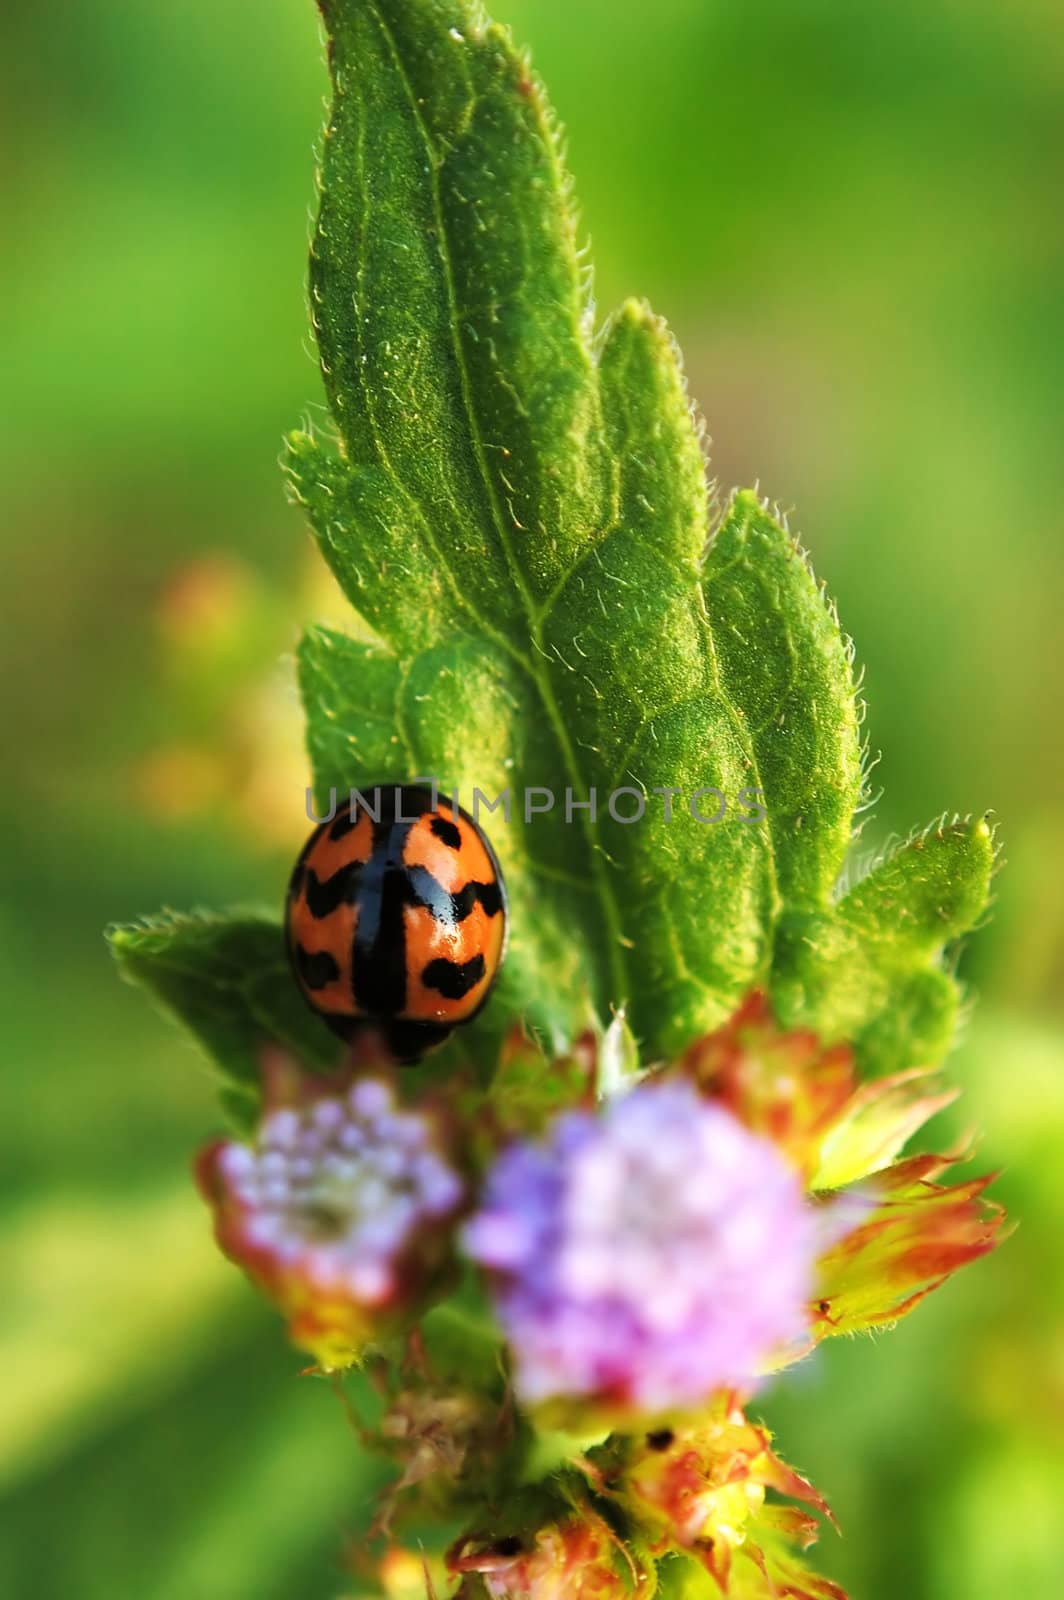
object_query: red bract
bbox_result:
[681,992,856,1180]
[812,1152,1005,1337]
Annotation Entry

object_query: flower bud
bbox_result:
[378,1383,503,1504]
[449,1513,648,1599]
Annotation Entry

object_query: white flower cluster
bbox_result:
[217,1078,462,1304]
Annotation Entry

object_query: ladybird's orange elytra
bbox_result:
[285,785,507,1061]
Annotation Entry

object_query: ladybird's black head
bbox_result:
[318,1013,455,1065]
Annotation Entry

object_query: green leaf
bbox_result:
[107,912,343,1121]
[114,0,996,1091]
[278,0,994,1070]
[771,816,997,1074]
[286,0,780,1055]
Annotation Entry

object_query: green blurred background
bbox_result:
[1,1,1061,1595]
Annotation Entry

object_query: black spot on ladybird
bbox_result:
[421,954,486,1000]
[429,814,462,849]
[295,945,341,990]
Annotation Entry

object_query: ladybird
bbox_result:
[285,784,507,1061]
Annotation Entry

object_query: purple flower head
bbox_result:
[464,1078,817,1413]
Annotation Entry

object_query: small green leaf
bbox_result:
[771,816,997,1073]
[297,625,406,792]
[107,912,343,1118]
